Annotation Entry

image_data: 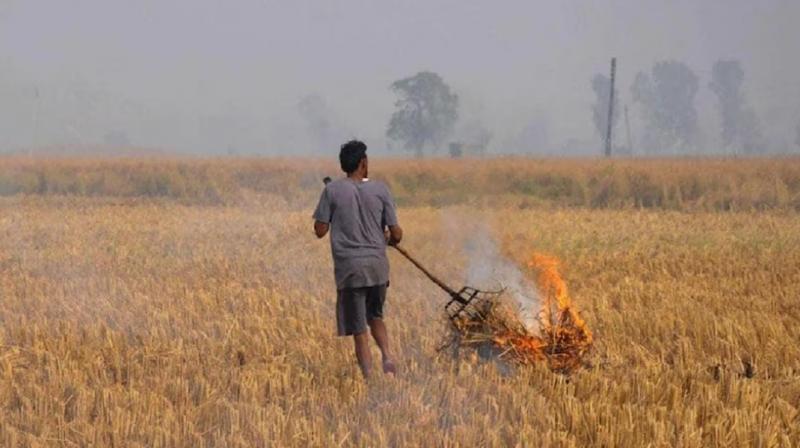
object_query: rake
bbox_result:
[392,245,505,323]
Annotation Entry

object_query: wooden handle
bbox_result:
[392,245,457,296]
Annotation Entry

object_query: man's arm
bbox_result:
[312,186,332,238]
[381,183,402,246]
[314,221,329,238]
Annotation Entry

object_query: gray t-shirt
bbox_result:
[313,178,399,290]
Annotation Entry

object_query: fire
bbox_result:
[528,253,592,347]
[448,252,593,374]
[501,252,592,372]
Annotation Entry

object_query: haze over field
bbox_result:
[2,4,800,443]
[1,0,799,155]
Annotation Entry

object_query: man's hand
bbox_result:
[314,221,329,238]
[385,225,402,246]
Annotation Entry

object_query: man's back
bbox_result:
[314,178,398,290]
[313,140,402,378]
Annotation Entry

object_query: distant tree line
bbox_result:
[591,58,768,155]
[290,59,800,158]
[382,62,788,158]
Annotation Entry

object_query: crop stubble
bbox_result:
[0,160,798,446]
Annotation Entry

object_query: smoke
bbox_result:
[444,217,540,332]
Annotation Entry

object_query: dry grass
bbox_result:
[2,156,800,210]
[0,158,798,446]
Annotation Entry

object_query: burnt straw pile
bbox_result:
[443,253,593,374]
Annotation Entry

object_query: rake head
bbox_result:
[445,286,506,323]
[390,245,506,323]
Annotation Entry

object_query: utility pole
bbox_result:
[604,57,616,157]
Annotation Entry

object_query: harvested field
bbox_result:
[0,157,798,446]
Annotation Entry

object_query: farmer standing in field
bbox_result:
[313,140,403,378]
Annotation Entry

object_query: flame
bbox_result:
[528,253,592,346]
[458,252,593,373]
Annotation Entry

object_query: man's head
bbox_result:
[339,140,368,177]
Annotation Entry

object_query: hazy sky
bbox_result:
[1,0,799,154]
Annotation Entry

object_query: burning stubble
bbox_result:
[437,212,593,372]
[442,248,593,374]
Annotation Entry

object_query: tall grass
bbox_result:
[2,156,800,210]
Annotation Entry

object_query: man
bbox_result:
[313,140,403,378]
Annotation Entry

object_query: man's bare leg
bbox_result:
[353,331,372,378]
[368,318,396,374]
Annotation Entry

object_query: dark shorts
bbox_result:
[336,284,387,336]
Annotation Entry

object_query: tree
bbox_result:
[709,60,763,154]
[590,73,619,141]
[631,60,699,153]
[387,71,458,157]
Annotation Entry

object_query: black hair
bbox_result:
[339,140,367,174]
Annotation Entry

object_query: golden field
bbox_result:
[3,156,800,210]
[0,157,799,447]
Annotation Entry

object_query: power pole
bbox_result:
[604,57,616,157]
